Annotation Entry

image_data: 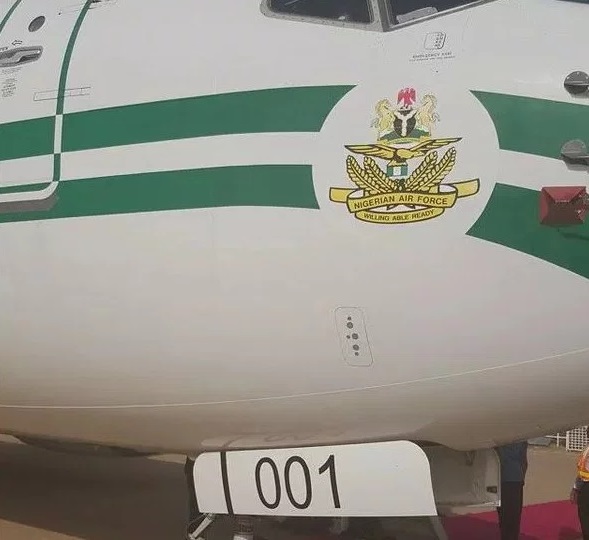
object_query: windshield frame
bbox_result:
[261,0,496,32]
[383,0,495,30]
[260,0,385,31]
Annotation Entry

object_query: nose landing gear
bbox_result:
[186,513,216,540]
[189,515,448,540]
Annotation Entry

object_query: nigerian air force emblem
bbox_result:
[330,88,480,224]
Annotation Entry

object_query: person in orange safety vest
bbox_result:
[571,426,589,540]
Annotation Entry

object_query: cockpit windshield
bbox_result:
[388,0,480,24]
[265,0,485,29]
[268,0,372,23]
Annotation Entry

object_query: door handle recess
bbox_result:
[565,71,589,95]
[564,71,589,94]
[561,139,589,166]
[0,46,43,68]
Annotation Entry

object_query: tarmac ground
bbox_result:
[0,435,580,540]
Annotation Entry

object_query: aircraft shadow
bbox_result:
[0,439,191,540]
[443,514,543,540]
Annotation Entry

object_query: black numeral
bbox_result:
[319,454,341,509]
[254,454,340,511]
[255,458,281,509]
[285,456,312,509]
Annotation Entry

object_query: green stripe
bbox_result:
[0,165,318,223]
[51,0,93,184]
[467,183,589,279]
[0,0,23,34]
[53,153,61,181]
[0,117,54,160]
[56,1,92,116]
[472,90,589,160]
[0,182,50,195]
[62,86,355,152]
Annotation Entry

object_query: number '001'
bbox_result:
[254,455,341,510]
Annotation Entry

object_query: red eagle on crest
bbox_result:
[397,87,416,108]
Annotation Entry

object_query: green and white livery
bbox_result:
[1,0,589,528]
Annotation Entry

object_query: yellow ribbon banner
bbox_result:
[329,179,480,224]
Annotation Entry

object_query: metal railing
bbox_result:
[536,428,587,452]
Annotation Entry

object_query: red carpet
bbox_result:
[443,500,582,540]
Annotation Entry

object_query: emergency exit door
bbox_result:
[0,1,91,213]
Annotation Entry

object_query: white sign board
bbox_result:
[193,440,437,517]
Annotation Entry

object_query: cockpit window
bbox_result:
[263,0,488,30]
[388,0,478,24]
[268,0,372,23]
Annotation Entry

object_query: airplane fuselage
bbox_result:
[0,0,588,456]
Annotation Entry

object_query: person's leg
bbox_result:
[498,481,524,540]
[577,483,589,540]
[497,500,504,533]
